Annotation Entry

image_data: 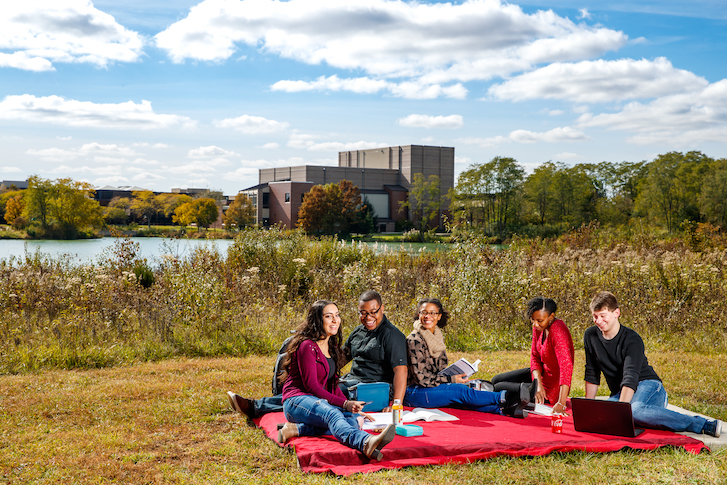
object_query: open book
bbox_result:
[438,358,481,377]
[403,408,459,423]
[527,403,554,416]
[361,408,459,430]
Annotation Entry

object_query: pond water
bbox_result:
[0,238,236,265]
[0,237,452,265]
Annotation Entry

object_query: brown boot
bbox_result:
[363,423,396,461]
[277,422,299,443]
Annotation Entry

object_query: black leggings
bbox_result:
[492,367,531,394]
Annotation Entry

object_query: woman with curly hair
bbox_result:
[277,300,396,461]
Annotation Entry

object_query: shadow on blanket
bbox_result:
[256,405,708,476]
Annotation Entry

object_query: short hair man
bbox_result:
[584,291,720,437]
[228,290,408,417]
[340,290,408,412]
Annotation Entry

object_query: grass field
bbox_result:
[2,350,725,484]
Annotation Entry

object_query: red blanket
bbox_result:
[257,407,707,475]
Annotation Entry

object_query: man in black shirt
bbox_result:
[341,290,408,412]
[584,291,720,437]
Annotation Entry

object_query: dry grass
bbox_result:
[1,351,725,484]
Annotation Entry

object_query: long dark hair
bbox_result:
[279,300,346,385]
[415,298,449,329]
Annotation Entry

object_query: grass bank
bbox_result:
[1,351,724,484]
[2,227,727,374]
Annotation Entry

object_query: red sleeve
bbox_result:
[296,340,347,408]
[550,320,574,387]
[530,326,544,376]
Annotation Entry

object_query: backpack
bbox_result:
[271,336,293,395]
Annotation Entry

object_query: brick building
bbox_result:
[241,145,454,232]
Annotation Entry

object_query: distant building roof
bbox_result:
[95,185,150,192]
[1,180,29,190]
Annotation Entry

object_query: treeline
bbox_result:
[450,151,727,237]
[0,176,257,238]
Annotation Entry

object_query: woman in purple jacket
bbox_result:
[277,300,396,461]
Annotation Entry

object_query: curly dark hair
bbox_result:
[278,300,346,385]
[526,297,557,319]
[415,298,449,329]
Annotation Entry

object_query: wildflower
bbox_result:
[387,268,397,276]
[710,266,720,273]
[247,267,260,274]
[278,285,287,291]
[292,258,306,265]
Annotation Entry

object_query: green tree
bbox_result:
[23,175,54,232]
[699,158,727,227]
[452,157,524,233]
[522,162,557,225]
[635,151,712,232]
[223,194,256,230]
[131,190,161,229]
[22,176,103,237]
[401,173,443,233]
[173,198,220,230]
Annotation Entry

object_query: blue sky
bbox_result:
[1,0,726,195]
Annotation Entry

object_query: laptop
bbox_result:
[571,397,645,437]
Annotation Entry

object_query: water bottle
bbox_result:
[392,399,403,424]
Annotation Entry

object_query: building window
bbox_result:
[301,193,306,203]
[285,193,291,203]
[262,192,269,209]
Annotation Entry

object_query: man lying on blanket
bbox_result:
[585,291,721,437]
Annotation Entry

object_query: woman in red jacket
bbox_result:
[492,297,574,415]
[277,300,396,461]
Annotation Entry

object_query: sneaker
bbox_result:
[227,391,256,420]
[703,419,722,438]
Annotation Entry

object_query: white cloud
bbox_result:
[554,152,581,160]
[509,126,589,143]
[26,147,79,162]
[0,52,54,72]
[287,133,384,152]
[271,75,467,100]
[458,126,588,146]
[188,145,238,158]
[1,166,23,173]
[549,109,564,116]
[214,114,289,134]
[489,57,707,103]
[577,79,727,145]
[398,114,463,129]
[156,0,626,95]
[1,1,144,71]
[261,142,279,149]
[579,8,592,20]
[0,95,196,130]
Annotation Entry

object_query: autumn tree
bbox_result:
[103,197,131,225]
[156,193,192,220]
[223,193,255,230]
[4,194,24,225]
[297,180,366,235]
[173,198,220,230]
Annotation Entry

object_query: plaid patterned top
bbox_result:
[406,330,454,388]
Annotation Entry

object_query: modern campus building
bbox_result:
[240,145,454,232]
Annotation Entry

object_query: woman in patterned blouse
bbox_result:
[404,298,532,417]
[492,297,574,414]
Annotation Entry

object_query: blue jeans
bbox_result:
[283,395,370,452]
[404,383,505,415]
[609,379,707,433]
[254,395,283,416]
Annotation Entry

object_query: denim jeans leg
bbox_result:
[404,384,501,414]
[622,380,706,433]
[254,394,284,416]
[283,395,370,452]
